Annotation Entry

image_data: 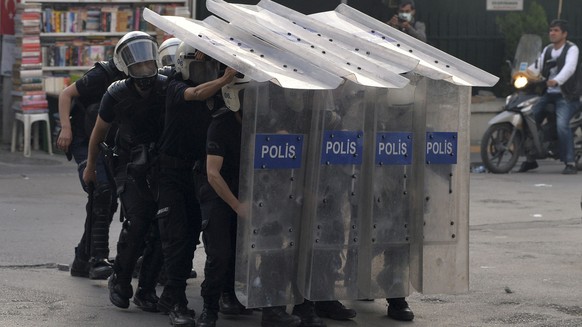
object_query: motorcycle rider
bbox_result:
[518,19,581,174]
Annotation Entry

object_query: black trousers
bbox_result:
[71,136,117,260]
[113,174,163,290]
[199,198,237,310]
[156,168,201,305]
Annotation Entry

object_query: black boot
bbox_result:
[89,258,113,280]
[292,300,326,327]
[219,291,253,315]
[261,306,301,327]
[197,307,218,327]
[158,287,196,316]
[518,160,538,172]
[169,303,196,327]
[108,273,132,309]
[70,247,89,278]
[387,297,414,321]
[314,300,356,320]
[133,287,160,312]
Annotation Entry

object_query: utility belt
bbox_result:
[158,153,196,170]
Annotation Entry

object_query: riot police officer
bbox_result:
[82,31,165,313]
[57,52,125,280]
[154,41,237,327]
[198,77,325,327]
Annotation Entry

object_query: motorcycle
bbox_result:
[480,34,582,174]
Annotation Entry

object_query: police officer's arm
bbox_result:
[206,154,246,218]
[183,67,237,101]
[82,116,110,185]
[57,83,81,152]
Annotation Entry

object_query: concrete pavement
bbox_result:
[1,145,581,327]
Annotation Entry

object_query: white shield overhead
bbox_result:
[314,4,500,86]
[143,10,343,89]
[206,0,414,88]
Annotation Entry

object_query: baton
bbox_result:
[85,182,95,256]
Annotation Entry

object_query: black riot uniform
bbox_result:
[98,75,166,309]
[154,74,210,313]
[198,106,243,316]
[68,59,124,279]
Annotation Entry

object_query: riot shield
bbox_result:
[236,83,314,308]
[409,78,471,294]
[297,82,367,301]
[363,78,419,300]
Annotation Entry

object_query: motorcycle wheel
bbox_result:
[481,123,522,174]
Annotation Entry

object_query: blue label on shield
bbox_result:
[254,134,303,169]
[320,130,363,165]
[376,132,412,165]
[425,132,457,164]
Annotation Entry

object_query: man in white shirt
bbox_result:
[518,19,581,174]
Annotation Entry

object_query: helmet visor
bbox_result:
[128,60,158,79]
[119,39,158,70]
[160,53,176,67]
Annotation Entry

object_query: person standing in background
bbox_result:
[387,0,427,42]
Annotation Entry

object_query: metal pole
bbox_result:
[557,0,563,19]
[191,0,197,19]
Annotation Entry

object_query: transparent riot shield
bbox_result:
[236,83,314,308]
[297,83,366,301]
[363,79,419,300]
[410,78,471,294]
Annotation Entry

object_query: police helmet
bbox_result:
[222,74,251,112]
[175,41,219,84]
[113,31,159,89]
[158,37,181,67]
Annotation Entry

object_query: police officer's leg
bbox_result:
[198,199,235,326]
[154,172,198,326]
[85,154,116,279]
[312,191,355,322]
[69,137,91,277]
[109,177,157,309]
[218,201,253,316]
[87,182,114,279]
[132,218,164,312]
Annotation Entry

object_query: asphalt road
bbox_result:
[1,146,581,327]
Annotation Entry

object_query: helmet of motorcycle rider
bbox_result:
[175,41,219,84]
[222,74,251,112]
[114,31,159,90]
[158,37,181,67]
